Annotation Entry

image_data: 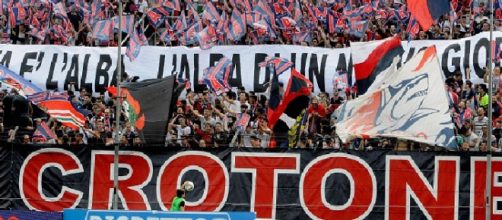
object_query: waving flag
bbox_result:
[173,13,188,41]
[161,21,175,43]
[110,76,181,143]
[30,26,48,41]
[259,57,294,75]
[406,16,420,40]
[235,113,251,131]
[245,12,264,26]
[113,15,134,34]
[349,20,368,38]
[33,121,57,141]
[27,91,86,130]
[335,46,456,149]
[202,2,221,22]
[293,0,302,22]
[52,2,68,18]
[292,31,312,44]
[277,17,296,30]
[328,12,337,33]
[352,36,404,95]
[227,9,246,41]
[407,0,450,31]
[268,68,312,133]
[146,6,171,29]
[335,18,346,33]
[203,57,233,94]
[197,25,217,50]
[0,65,42,96]
[163,0,181,11]
[216,12,229,42]
[92,19,113,41]
[126,28,148,62]
[9,4,26,27]
[254,1,275,27]
[493,40,502,62]
[183,20,203,45]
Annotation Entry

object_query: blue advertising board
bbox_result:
[63,209,255,220]
[0,210,62,220]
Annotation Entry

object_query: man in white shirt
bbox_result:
[168,115,192,145]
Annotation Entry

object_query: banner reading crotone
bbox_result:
[0,31,500,94]
[2,145,501,219]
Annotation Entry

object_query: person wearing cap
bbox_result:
[250,134,262,148]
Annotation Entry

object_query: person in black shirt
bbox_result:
[68,6,82,33]
[493,120,502,143]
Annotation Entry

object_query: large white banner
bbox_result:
[0,44,350,94]
[401,31,501,84]
[0,31,499,94]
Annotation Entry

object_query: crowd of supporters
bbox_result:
[0,0,496,47]
[0,67,495,152]
[1,0,502,151]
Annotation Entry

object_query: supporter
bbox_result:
[460,142,471,152]
[473,107,489,137]
[168,115,192,145]
[494,120,502,142]
[462,127,481,151]
[480,125,496,145]
[478,84,490,109]
[250,134,262,148]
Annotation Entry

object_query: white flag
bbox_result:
[335,46,456,149]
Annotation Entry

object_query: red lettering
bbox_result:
[89,151,152,210]
[386,156,459,220]
[232,153,299,219]
[300,153,376,219]
[470,157,502,219]
[20,149,83,211]
[157,152,228,211]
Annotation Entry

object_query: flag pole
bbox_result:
[113,0,123,211]
[487,0,494,218]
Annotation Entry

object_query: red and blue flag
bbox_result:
[197,25,217,50]
[126,28,148,62]
[0,65,43,96]
[407,0,450,31]
[227,9,246,41]
[349,20,368,38]
[163,0,181,11]
[33,121,58,141]
[259,57,294,75]
[235,113,251,131]
[113,15,134,34]
[202,2,221,22]
[92,19,113,42]
[203,57,233,94]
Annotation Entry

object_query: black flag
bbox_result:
[120,75,180,144]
